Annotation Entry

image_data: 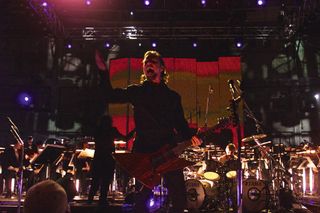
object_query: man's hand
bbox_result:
[191,136,202,147]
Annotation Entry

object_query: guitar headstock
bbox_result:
[196,117,231,143]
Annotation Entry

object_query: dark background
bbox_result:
[1,0,320,147]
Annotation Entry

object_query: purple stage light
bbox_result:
[144,0,150,6]
[236,41,243,48]
[193,42,198,48]
[257,0,265,6]
[17,92,32,107]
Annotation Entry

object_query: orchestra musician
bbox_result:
[1,140,24,198]
[24,136,39,190]
[104,50,202,213]
[74,141,91,196]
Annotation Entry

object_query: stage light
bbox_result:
[151,42,157,48]
[17,92,33,107]
[138,42,142,47]
[105,42,111,48]
[130,11,134,16]
[235,38,244,48]
[314,94,319,101]
[41,1,48,7]
[192,42,198,48]
[149,198,155,207]
[201,0,206,6]
[236,42,243,48]
[66,43,72,49]
[85,0,92,6]
[144,0,150,6]
[257,0,265,6]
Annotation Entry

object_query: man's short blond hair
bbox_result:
[24,180,69,213]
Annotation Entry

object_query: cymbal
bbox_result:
[77,148,95,159]
[296,150,316,155]
[241,134,267,142]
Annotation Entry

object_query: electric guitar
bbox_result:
[112,117,230,189]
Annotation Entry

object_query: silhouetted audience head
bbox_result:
[24,180,70,213]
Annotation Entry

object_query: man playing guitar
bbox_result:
[104,50,202,212]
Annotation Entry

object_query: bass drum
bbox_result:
[185,179,205,209]
[243,178,270,213]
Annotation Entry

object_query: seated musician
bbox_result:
[218,143,237,164]
[74,141,91,196]
[1,140,24,198]
[24,136,39,190]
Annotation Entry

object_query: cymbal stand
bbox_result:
[227,80,242,213]
[151,176,168,212]
[7,117,24,213]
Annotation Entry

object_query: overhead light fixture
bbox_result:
[144,0,151,6]
[105,42,111,48]
[151,42,157,48]
[192,42,198,48]
[85,0,92,6]
[257,0,265,6]
[41,1,48,7]
[17,92,33,107]
[235,38,244,48]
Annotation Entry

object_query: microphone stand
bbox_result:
[227,80,243,213]
[204,84,214,128]
[8,117,24,213]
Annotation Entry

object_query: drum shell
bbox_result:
[243,178,269,213]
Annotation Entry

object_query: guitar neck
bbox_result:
[171,118,229,156]
[171,140,193,156]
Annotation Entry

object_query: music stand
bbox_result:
[31,144,65,179]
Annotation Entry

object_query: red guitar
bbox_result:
[112,117,230,189]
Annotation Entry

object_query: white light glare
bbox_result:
[257,0,265,6]
[144,0,150,6]
[314,94,320,100]
[236,42,242,48]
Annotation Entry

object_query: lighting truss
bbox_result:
[26,0,65,37]
[71,25,280,41]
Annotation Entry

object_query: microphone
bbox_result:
[228,79,236,99]
[208,84,214,95]
[228,80,241,102]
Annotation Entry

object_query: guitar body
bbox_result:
[113,145,194,189]
[113,117,230,189]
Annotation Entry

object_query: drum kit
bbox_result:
[181,134,276,212]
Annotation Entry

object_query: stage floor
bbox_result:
[0,193,319,213]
